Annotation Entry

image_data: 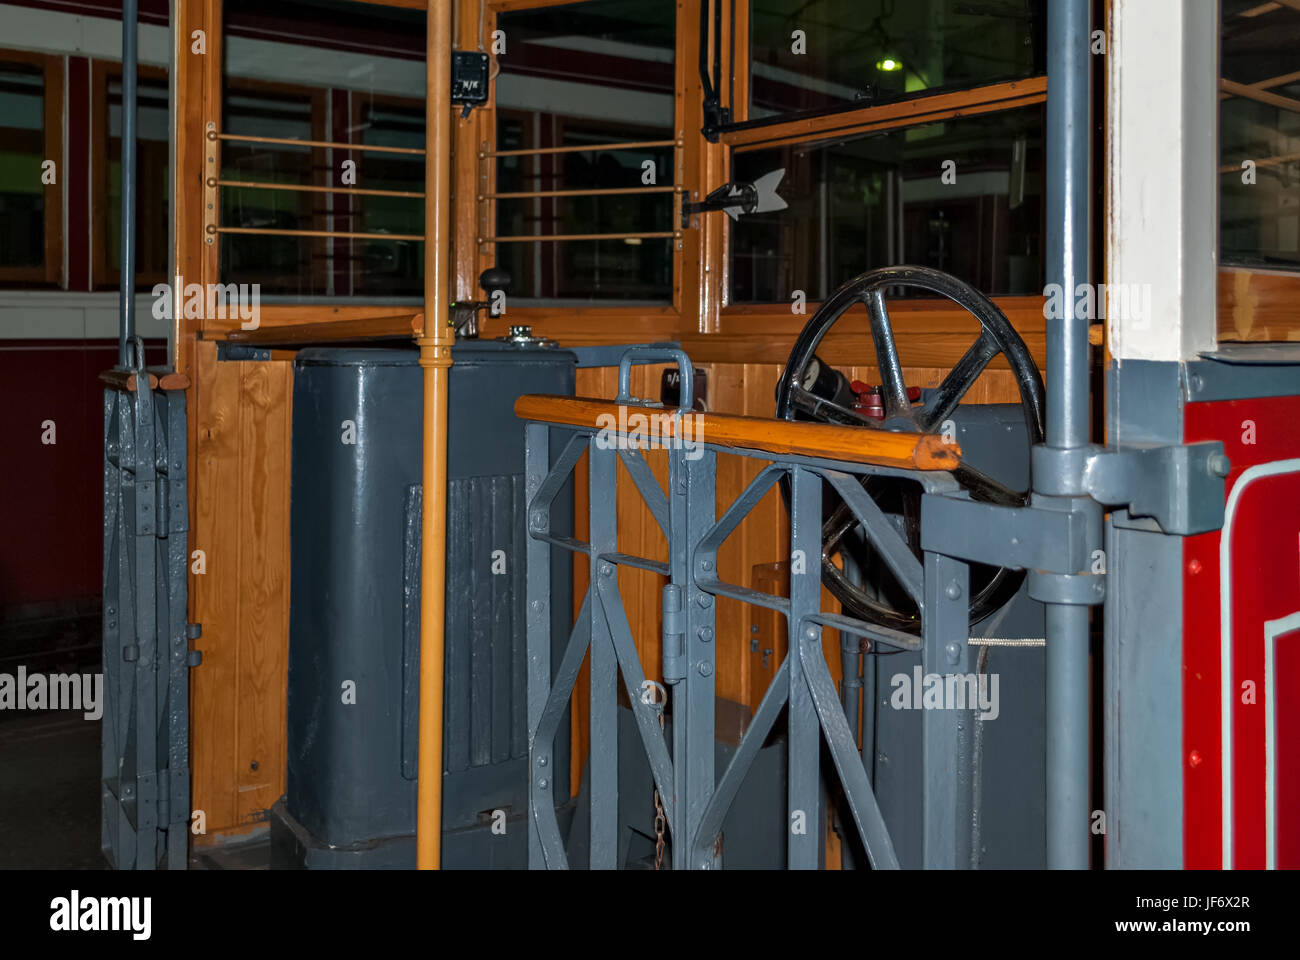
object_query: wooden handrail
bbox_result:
[219,313,422,344]
[514,395,961,470]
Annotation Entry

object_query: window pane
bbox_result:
[107,76,170,285]
[1221,0,1300,270]
[749,0,1044,122]
[0,64,45,271]
[495,0,676,304]
[730,105,1044,303]
[220,0,426,297]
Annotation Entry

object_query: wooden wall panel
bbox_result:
[190,340,293,839]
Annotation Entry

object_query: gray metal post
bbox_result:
[524,423,551,869]
[1040,0,1093,869]
[681,449,717,868]
[119,0,138,369]
[588,439,619,868]
[788,466,822,869]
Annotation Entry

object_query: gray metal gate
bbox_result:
[101,342,198,870]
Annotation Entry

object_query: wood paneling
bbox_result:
[1218,266,1300,342]
[190,340,293,838]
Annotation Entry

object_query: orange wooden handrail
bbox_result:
[514,395,961,470]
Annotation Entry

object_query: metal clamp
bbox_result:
[1032,441,1229,536]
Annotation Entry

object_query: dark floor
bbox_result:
[0,711,106,869]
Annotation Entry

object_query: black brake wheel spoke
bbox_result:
[865,289,910,419]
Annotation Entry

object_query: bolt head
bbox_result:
[698,661,713,677]
[537,778,549,790]
[698,627,713,642]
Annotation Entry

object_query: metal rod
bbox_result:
[481,139,677,158]
[213,226,425,242]
[214,131,425,155]
[119,0,138,369]
[415,0,453,872]
[1043,0,1092,870]
[216,179,425,199]
[483,186,683,199]
[483,231,679,243]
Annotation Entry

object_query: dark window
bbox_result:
[494,0,677,304]
[104,75,170,287]
[1220,0,1300,270]
[730,105,1044,302]
[0,62,47,277]
[747,0,1044,124]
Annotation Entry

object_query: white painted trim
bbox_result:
[1106,0,1218,361]
[1264,609,1300,871]
[0,4,170,65]
[0,291,165,339]
[1219,458,1300,869]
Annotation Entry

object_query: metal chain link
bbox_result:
[653,788,666,870]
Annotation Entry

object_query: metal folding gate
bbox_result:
[100,343,198,870]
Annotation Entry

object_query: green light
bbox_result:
[876,58,902,72]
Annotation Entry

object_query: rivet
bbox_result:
[945,581,962,600]
[945,642,960,664]
[537,756,547,767]
[804,626,818,641]
[1189,749,1202,768]
[1187,558,1202,575]
[537,778,549,790]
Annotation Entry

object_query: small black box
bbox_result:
[451,50,490,104]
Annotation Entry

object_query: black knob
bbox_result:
[479,267,511,293]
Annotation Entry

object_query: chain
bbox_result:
[653,788,666,870]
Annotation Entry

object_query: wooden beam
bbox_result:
[212,313,423,344]
[1220,78,1300,115]
[722,77,1048,151]
[514,395,962,470]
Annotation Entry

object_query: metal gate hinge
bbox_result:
[661,584,686,684]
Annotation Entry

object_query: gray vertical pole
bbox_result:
[1041,0,1093,870]
[682,449,717,868]
[921,552,974,868]
[119,0,139,369]
[588,439,618,868]
[788,466,822,869]
[524,423,550,869]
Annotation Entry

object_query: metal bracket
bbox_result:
[1032,441,1229,535]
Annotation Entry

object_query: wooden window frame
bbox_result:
[0,48,64,288]
[91,60,171,291]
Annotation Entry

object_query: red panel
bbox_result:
[1184,393,1300,868]
[0,340,166,614]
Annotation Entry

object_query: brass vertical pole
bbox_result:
[416,0,453,870]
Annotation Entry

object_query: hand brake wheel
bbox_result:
[774,265,1046,635]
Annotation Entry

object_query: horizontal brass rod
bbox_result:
[481,139,677,159]
[217,179,425,198]
[483,186,685,199]
[214,226,425,241]
[481,231,679,243]
[213,131,426,155]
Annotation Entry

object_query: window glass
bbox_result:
[1220,0,1300,270]
[106,76,170,285]
[730,105,1044,302]
[494,0,676,304]
[748,0,1045,123]
[220,0,426,297]
[0,63,46,273]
